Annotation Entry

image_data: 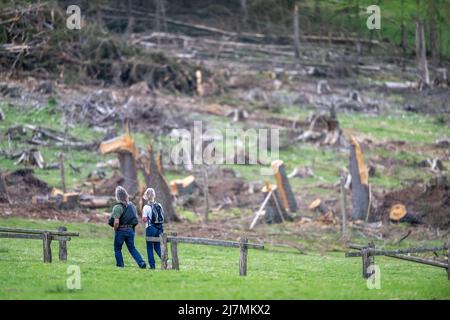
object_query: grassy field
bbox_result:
[0,218,448,300]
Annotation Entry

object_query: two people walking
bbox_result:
[109,186,165,269]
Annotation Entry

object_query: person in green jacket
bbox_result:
[111,186,146,269]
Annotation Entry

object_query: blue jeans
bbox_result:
[114,228,145,268]
[146,225,164,269]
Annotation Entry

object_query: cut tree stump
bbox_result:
[389,203,422,224]
[262,184,292,224]
[349,136,370,221]
[0,173,11,204]
[100,134,139,196]
[271,160,298,212]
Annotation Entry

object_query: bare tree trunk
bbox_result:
[429,21,439,66]
[240,0,249,28]
[314,0,321,22]
[95,0,104,30]
[125,0,134,34]
[415,20,430,86]
[154,0,167,46]
[427,0,439,66]
[293,4,301,60]
[399,0,407,71]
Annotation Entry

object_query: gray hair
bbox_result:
[115,186,129,203]
[143,188,156,202]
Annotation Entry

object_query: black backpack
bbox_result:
[108,203,138,227]
[150,202,164,225]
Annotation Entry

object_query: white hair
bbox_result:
[115,186,129,204]
[143,188,156,202]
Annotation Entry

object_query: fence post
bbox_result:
[58,226,68,261]
[171,232,179,270]
[239,237,248,276]
[447,243,449,281]
[43,232,52,263]
[361,248,369,279]
[367,241,375,278]
[160,233,168,270]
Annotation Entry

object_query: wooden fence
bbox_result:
[0,226,79,263]
[346,242,450,280]
[146,233,264,276]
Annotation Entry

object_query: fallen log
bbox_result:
[15,148,45,169]
[346,245,448,257]
[384,81,417,91]
[79,195,114,209]
[170,175,198,197]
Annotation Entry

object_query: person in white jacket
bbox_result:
[142,188,165,269]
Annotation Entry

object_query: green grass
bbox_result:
[307,0,450,60]
[0,218,449,300]
[340,112,449,145]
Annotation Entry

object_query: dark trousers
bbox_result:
[146,224,164,269]
[114,228,145,268]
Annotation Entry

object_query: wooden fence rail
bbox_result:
[346,242,450,280]
[0,226,79,263]
[146,234,264,276]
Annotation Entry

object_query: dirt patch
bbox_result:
[0,204,106,223]
[4,169,50,203]
[374,176,450,229]
[94,173,125,196]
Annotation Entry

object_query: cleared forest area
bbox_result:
[0,0,449,300]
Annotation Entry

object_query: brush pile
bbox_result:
[0,2,206,94]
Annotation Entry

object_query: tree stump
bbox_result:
[349,136,369,221]
[271,160,298,212]
[261,184,291,224]
[141,144,179,222]
[0,173,11,204]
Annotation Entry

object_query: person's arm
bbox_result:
[142,205,149,224]
[111,205,123,231]
[113,218,120,231]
